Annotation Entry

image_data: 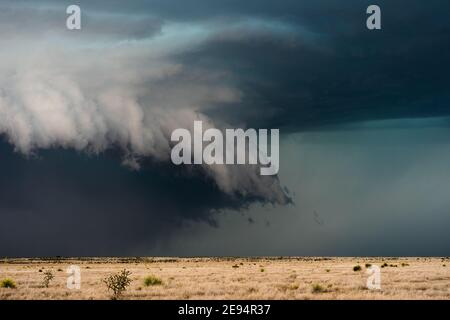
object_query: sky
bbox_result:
[0,0,450,256]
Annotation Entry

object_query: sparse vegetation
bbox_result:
[311,283,326,293]
[260,268,265,272]
[0,278,16,289]
[290,284,299,290]
[42,271,54,288]
[144,275,163,286]
[1,257,450,299]
[247,287,257,293]
[277,283,299,292]
[365,263,372,268]
[353,265,362,272]
[103,269,132,299]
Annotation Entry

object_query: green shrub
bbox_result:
[365,263,372,268]
[144,275,163,286]
[0,279,16,289]
[311,283,326,293]
[260,268,265,272]
[103,269,132,299]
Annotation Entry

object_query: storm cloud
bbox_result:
[0,0,449,255]
[0,2,289,204]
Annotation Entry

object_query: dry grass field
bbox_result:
[1,257,449,300]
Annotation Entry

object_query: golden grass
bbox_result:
[0,257,449,300]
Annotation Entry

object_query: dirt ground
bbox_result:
[0,257,449,300]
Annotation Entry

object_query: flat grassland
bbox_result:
[0,257,449,300]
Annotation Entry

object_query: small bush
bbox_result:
[42,271,54,288]
[103,269,132,299]
[260,268,265,272]
[247,287,257,293]
[0,279,16,289]
[311,283,326,293]
[232,265,239,268]
[353,265,362,272]
[381,262,388,268]
[325,269,330,273]
[365,263,372,268]
[290,284,299,290]
[144,275,163,286]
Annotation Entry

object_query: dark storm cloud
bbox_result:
[0,0,449,255]
[4,0,449,129]
[171,0,450,130]
[0,140,272,256]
